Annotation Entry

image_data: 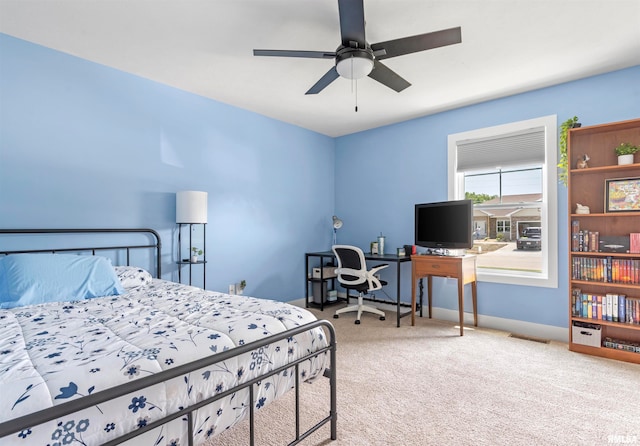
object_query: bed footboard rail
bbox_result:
[0,319,337,445]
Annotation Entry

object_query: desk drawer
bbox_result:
[415,260,459,277]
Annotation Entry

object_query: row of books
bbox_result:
[603,337,640,354]
[570,220,640,253]
[632,233,640,253]
[571,289,640,324]
[571,257,640,284]
[571,228,600,252]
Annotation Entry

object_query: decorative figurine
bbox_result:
[575,203,590,214]
[576,154,590,169]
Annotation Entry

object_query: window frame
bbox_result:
[496,219,511,236]
[447,115,558,288]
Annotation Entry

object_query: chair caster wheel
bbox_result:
[333,315,339,319]
[355,320,361,325]
[380,316,385,321]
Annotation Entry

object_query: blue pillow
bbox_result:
[0,254,125,309]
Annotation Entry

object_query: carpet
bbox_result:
[211,307,640,445]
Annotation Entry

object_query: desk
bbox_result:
[305,251,412,327]
[411,254,477,336]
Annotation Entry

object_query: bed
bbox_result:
[0,229,337,445]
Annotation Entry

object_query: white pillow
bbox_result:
[114,266,153,289]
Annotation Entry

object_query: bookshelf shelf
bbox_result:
[567,117,640,365]
[570,343,640,362]
[570,251,639,259]
[569,162,640,175]
[570,212,639,218]
[572,316,640,332]
[571,280,640,291]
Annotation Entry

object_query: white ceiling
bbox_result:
[1,0,639,137]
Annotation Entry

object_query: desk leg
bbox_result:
[457,278,464,336]
[396,261,401,328]
[411,274,416,326]
[427,276,433,319]
[419,278,424,318]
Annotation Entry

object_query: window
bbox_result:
[496,219,511,237]
[448,115,558,288]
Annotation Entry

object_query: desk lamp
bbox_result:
[332,215,343,246]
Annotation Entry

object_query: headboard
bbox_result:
[0,228,162,278]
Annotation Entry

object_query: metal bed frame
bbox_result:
[0,228,337,445]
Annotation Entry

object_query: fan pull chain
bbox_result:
[355,79,358,112]
[347,57,357,112]
[348,57,358,112]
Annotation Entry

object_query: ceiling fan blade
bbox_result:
[337,0,366,47]
[305,67,340,95]
[253,49,336,59]
[368,60,411,92]
[371,27,462,60]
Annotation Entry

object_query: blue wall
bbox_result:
[335,65,640,328]
[0,34,335,300]
[1,32,639,329]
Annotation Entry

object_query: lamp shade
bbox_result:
[176,191,208,223]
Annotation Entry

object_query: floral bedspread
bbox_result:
[0,280,328,445]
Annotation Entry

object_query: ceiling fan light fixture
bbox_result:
[335,48,374,79]
[336,56,373,79]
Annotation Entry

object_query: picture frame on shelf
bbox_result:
[605,177,640,212]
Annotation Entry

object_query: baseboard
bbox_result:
[290,298,568,343]
[429,308,568,343]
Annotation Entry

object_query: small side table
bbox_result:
[177,223,206,287]
[411,254,477,336]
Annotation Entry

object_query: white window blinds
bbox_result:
[456,126,545,172]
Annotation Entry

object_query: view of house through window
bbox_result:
[465,166,543,274]
[448,114,558,288]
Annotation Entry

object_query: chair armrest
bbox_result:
[369,264,389,274]
[366,264,389,291]
[335,267,367,286]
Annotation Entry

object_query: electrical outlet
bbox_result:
[228,284,235,294]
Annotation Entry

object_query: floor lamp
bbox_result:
[176,191,208,287]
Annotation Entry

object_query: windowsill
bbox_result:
[477,268,557,288]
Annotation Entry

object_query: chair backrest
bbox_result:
[332,245,367,288]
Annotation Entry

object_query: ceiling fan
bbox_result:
[253,0,462,95]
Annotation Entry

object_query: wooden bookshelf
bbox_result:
[567,118,640,364]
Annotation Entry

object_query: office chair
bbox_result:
[332,245,388,324]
